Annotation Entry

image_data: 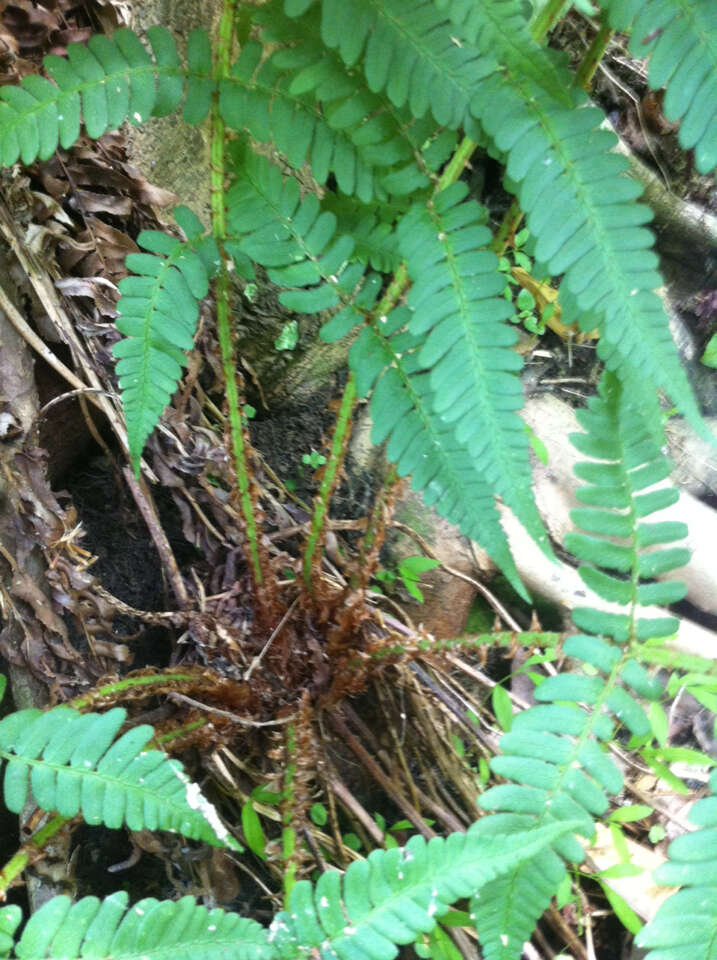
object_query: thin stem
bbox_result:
[490,197,524,256]
[575,16,614,90]
[303,138,478,587]
[531,0,567,42]
[303,375,357,589]
[281,723,298,904]
[211,0,265,588]
[0,815,70,898]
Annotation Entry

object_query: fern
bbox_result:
[434,0,573,106]
[395,182,549,550]
[0,820,579,960]
[0,703,237,848]
[605,0,717,173]
[473,370,688,959]
[225,145,375,314]
[113,207,216,472]
[221,2,437,203]
[0,892,269,960]
[308,0,494,130]
[343,315,529,597]
[0,28,201,166]
[470,78,703,432]
[635,768,717,960]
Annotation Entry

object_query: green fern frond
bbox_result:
[475,370,688,958]
[471,77,703,432]
[302,0,496,129]
[351,319,528,598]
[220,3,433,203]
[0,27,204,166]
[0,892,268,960]
[322,198,402,272]
[267,820,580,960]
[0,823,579,960]
[468,818,566,960]
[605,0,717,173]
[435,0,573,107]
[113,207,214,473]
[0,705,238,848]
[225,146,375,313]
[635,767,717,960]
[396,181,551,553]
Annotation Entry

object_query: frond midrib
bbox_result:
[0,746,193,817]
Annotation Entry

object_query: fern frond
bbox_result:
[468,818,566,960]
[471,77,703,432]
[225,146,374,313]
[635,768,717,960]
[0,27,206,166]
[2,892,268,960]
[475,371,688,958]
[396,181,551,553]
[267,820,580,960]
[219,3,434,203]
[299,0,496,129]
[435,0,573,107]
[347,317,529,599]
[113,207,214,473]
[322,197,402,272]
[0,824,579,960]
[0,705,238,848]
[605,0,717,173]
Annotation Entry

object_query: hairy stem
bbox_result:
[303,138,478,589]
[303,375,357,589]
[575,15,614,90]
[212,0,265,588]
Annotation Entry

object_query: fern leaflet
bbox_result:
[435,0,573,107]
[266,820,579,960]
[0,705,238,848]
[221,2,436,203]
[225,146,375,314]
[341,315,529,598]
[471,77,703,433]
[605,0,717,173]
[305,0,496,129]
[468,829,566,960]
[635,768,717,960]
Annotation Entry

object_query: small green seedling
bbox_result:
[498,228,555,335]
[302,449,327,470]
[375,555,441,602]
